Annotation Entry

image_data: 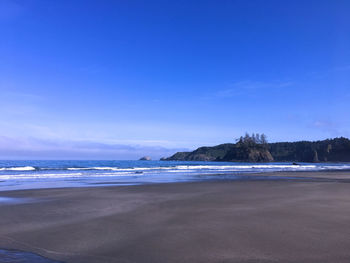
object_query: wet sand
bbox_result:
[1,171,350,263]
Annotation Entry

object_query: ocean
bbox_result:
[1,160,349,191]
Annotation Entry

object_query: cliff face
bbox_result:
[166,143,273,162]
[269,137,350,162]
[164,137,350,163]
[219,146,274,162]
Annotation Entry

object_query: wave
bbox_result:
[65,164,318,171]
[0,166,36,171]
[174,164,318,169]
[67,166,177,171]
[0,171,136,180]
[1,164,350,176]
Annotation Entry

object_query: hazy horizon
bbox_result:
[1,0,350,159]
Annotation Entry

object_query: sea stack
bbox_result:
[139,156,151,161]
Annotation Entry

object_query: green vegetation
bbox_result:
[269,137,350,162]
[165,134,350,163]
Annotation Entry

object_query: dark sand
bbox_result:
[1,171,350,263]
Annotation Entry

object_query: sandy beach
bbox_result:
[1,171,350,263]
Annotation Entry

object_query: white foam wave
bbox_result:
[320,165,350,170]
[0,166,36,171]
[1,164,350,181]
[176,164,319,169]
[0,171,136,180]
[67,166,176,171]
[41,164,350,172]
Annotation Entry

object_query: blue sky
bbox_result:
[1,0,350,159]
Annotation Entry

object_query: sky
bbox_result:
[1,0,350,159]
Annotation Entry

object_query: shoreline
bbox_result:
[1,171,350,262]
[1,169,350,193]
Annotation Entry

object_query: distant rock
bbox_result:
[160,157,167,161]
[313,150,319,163]
[139,156,151,161]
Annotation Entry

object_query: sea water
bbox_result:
[0,160,349,191]
[0,249,62,263]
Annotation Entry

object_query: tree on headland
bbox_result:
[260,134,267,145]
[255,133,261,144]
[237,133,268,146]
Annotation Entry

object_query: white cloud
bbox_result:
[0,136,188,160]
[310,119,350,138]
[216,80,293,98]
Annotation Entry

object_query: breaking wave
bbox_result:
[0,166,36,171]
[1,161,350,181]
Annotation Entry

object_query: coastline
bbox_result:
[1,171,350,262]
